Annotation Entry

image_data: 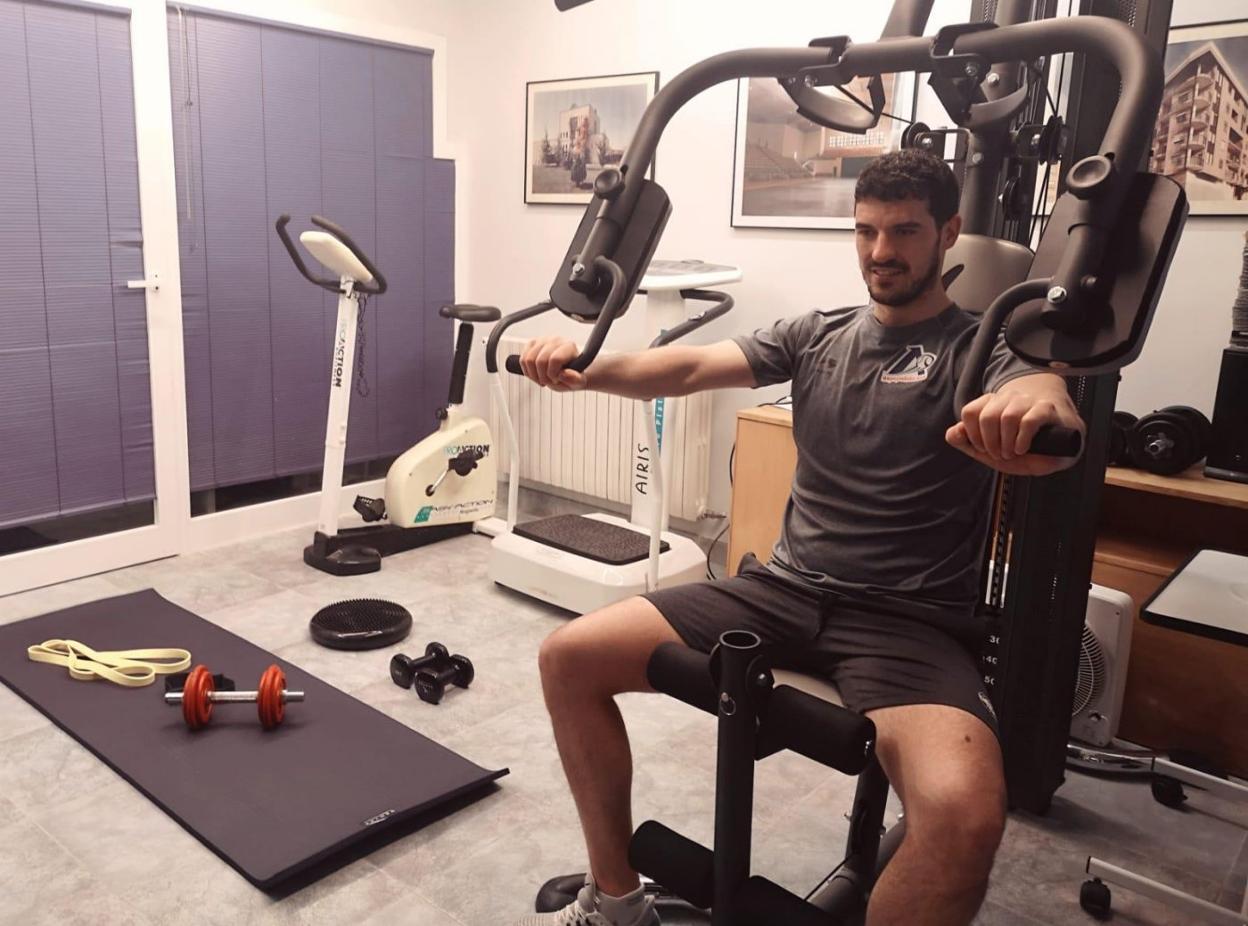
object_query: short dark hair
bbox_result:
[854,149,960,227]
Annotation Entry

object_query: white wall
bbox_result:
[1119,0,1248,422]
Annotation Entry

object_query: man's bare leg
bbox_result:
[866,704,1007,926]
[538,596,684,897]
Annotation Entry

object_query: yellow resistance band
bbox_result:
[27,639,192,688]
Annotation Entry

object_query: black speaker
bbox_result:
[1205,346,1248,483]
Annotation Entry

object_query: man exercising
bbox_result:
[516,149,1086,926]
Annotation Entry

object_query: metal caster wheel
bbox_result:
[1080,878,1112,920]
[1151,775,1187,809]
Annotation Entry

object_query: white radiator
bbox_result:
[490,337,714,522]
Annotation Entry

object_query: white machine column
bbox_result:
[629,261,743,533]
[317,278,360,536]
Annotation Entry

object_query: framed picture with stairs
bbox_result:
[729,72,916,229]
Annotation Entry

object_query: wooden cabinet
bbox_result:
[727,405,1248,773]
[1094,467,1248,774]
[726,406,798,575]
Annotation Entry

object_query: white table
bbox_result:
[1084,549,1248,925]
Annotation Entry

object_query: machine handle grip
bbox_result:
[783,73,885,133]
[504,257,628,379]
[485,301,556,373]
[1030,424,1082,457]
[565,256,627,373]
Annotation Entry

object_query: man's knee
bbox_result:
[538,620,593,692]
[905,779,1006,880]
[538,596,675,698]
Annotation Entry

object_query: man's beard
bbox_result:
[865,246,942,308]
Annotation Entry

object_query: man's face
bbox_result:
[854,197,957,308]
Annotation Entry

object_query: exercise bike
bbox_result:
[275,214,501,576]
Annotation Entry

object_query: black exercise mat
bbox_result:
[0,589,506,890]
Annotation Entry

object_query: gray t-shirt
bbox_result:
[733,303,1036,629]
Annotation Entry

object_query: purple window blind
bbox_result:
[0,0,152,533]
[168,8,453,493]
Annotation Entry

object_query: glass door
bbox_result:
[0,0,189,596]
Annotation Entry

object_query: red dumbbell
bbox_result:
[166,664,303,730]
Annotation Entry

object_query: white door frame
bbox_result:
[0,0,189,597]
[1,0,454,595]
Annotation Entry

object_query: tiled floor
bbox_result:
[1,522,1245,925]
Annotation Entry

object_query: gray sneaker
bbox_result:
[514,877,659,926]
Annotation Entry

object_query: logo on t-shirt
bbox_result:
[880,344,937,383]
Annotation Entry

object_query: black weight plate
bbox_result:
[1129,411,1195,475]
[1160,405,1211,454]
[1109,411,1137,466]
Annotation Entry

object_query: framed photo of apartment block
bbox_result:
[1151,20,1248,216]
[731,74,916,229]
[525,71,658,204]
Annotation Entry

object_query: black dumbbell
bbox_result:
[1127,405,1212,475]
[414,654,474,705]
[390,643,449,688]
[1168,405,1212,451]
[1108,411,1138,467]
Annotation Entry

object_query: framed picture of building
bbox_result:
[525,71,658,205]
[731,74,915,229]
[1151,19,1248,215]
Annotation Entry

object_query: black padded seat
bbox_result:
[440,303,501,322]
[772,669,845,707]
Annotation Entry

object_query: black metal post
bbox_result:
[805,757,892,918]
[883,0,937,37]
[989,0,1174,816]
[446,322,473,406]
[960,0,1032,235]
[711,630,764,925]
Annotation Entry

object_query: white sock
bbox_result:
[595,882,648,924]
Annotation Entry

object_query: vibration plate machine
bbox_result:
[276,215,501,576]
[487,260,738,613]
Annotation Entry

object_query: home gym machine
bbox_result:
[276,215,500,576]
[516,0,1184,921]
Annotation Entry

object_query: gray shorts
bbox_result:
[643,554,998,735]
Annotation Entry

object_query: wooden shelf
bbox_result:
[1093,531,1191,577]
[1105,464,1248,509]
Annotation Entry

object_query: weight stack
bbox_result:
[1206,230,1248,484]
[1205,346,1248,483]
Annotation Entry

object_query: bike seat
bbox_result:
[440,304,501,322]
